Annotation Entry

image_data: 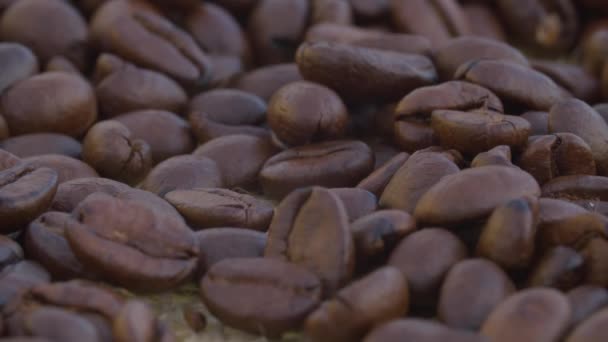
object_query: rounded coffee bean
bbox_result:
[0,133,81,159]
[0,43,38,94]
[200,257,322,337]
[541,175,608,201]
[232,63,302,101]
[23,155,98,184]
[471,146,514,168]
[532,60,600,103]
[0,235,21,270]
[439,259,515,330]
[357,152,409,196]
[165,188,274,231]
[462,3,506,41]
[481,288,571,342]
[522,111,549,135]
[568,286,608,328]
[16,306,100,342]
[305,267,409,342]
[581,237,608,287]
[1,72,97,137]
[393,119,437,153]
[0,261,50,307]
[537,213,607,251]
[112,300,164,342]
[45,55,79,74]
[528,246,584,290]
[567,308,608,342]
[415,166,541,226]
[82,120,152,185]
[260,140,374,199]
[330,187,377,222]
[183,306,207,333]
[364,319,486,342]
[268,81,348,146]
[310,0,352,25]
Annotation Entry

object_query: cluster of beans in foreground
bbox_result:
[2,0,608,341]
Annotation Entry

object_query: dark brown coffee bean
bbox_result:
[113,110,194,164]
[296,41,437,102]
[471,146,514,168]
[349,0,387,19]
[581,237,608,287]
[305,266,409,342]
[519,133,596,185]
[24,212,96,280]
[0,72,97,137]
[0,0,88,67]
[268,81,348,146]
[206,54,243,89]
[388,228,467,310]
[476,197,538,270]
[90,0,210,86]
[165,188,273,231]
[112,300,160,342]
[395,81,504,119]
[542,175,608,201]
[330,187,377,222]
[248,0,309,65]
[549,99,608,175]
[182,306,207,333]
[481,288,571,342]
[94,54,187,118]
[433,36,529,80]
[200,257,322,337]
[0,148,21,171]
[431,110,531,156]
[0,134,81,159]
[532,60,600,103]
[0,261,49,307]
[415,166,541,226]
[140,155,223,197]
[521,111,549,135]
[232,63,302,101]
[380,151,459,213]
[582,28,608,75]
[0,236,21,271]
[66,193,198,292]
[364,318,486,342]
[393,119,437,153]
[260,140,374,199]
[0,43,38,94]
[82,120,152,185]
[23,155,98,184]
[17,306,101,342]
[439,259,515,330]
[195,227,266,276]
[391,0,471,46]
[568,286,608,328]
[45,56,79,74]
[311,0,352,25]
[265,187,354,294]
[456,59,569,111]
[566,307,608,342]
[357,152,409,196]
[537,212,607,251]
[528,246,585,290]
[462,3,506,41]
[0,164,58,232]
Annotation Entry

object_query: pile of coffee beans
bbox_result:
[2,0,608,341]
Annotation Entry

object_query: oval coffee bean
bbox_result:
[112,300,162,342]
[462,2,506,41]
[528,246,584,290]
[567,286,608,328]
[532,60,600,103]
[0,43,38,94]
[0,235,22,271]
[522,111,549,135]
[19,306,100,342]
[566,308,608,342]
[364,319,486,342]
[200,257,322,337]
[232,63,302,101]
[0,261,50,308]
[542,175,608,201]
[581,237,608,287]
[23,155,98,184]
[537,213,607,251]
[471,146,514,168]
[330,187,377,222]
[415,166,541,226]
[0,133,82,159]
[357,152,409,196]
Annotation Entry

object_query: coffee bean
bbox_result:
[471,146,514,168]
[537,213,607,251]
[330,187,377,222]
[265,187,354,294]
[17,306,101,342]
[23,155,98,184]
[0,261,49,308]
[0,236,21,271]
[532,60,600,103]
[232,63,302,101]
[364,319,486,342]
[260,140,374,199]
[200,257,322,337]
[0,148,21,171]
[566,307,608,342]
[567,286,608,329]
[580,237,608,287]
[462,3,506,41]
[357,152,409,196]
[542,175,608,201]
[393,119,437,153]
[182,306,207,333]
[165,188,273,231]
[439,259,515,330]
[45,56,79,74]
[0,43,38,94]
[582,28,608,75]
[311,0,352,25]
[305,266,409,342]
[0,133,82,159]
[112,300,160,342]
[481,288,571,342]
[528,246,585,290]
[521,111,549,135]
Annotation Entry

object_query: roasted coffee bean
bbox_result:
[200,257,322,337]
[0,261,49,308]
[462,2,506,41]
[433,36,529,80]
[331,188,377,222]
[471,146,514,168]
[415,166,540,226]
[522,111,549,135]
[296,41,437,102]
[477,197,538,270]
[0,72,97,137]
[311,0,352,25]
[13,306,101,342]
[349,0,387,20]
[528,246,585,290]
[268,81,348,146]
[206,54,243,88]
[431,110,531,156]
[575,199,608,216]
[195,228,266,276]
[0,43,38,95]
[0,134,81,159]
[389,228,467,311]
[182,306,207,333]
[165,188,273,231]
[45,56,79,74]
[189,89,268,143]
[519,133,596,185]
[532,60,600,103]
[265,187,354,294]
[391,0,471,45]
[356,152,409,196]
[393,119,437,153]
[481,288,571,342]
[260,140,374,199]
[0,0,88,67]
[0,149,22,171]
[549,99,608,175]
[380,151,459,213]
[456,59,568,111]
[537,212,607,251]
[66,193,198,292]
[568,286,608,328]
[0,164,58,232]
[23,155,98,184]
[193,134,277,188]
[542,175,608,201]
[305,266,409,342]
[113,110,194,164]
[232,63,302,101]
[140,155,223,197]
[364,319,486,342]
[0,236,21,271]
[112,300,170,342]
[94,54,187,117]
[582,28,608,75]
[567,308,608,342]
[82,120,152,185]
[439,259,515,330]
[581,237,608,287]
